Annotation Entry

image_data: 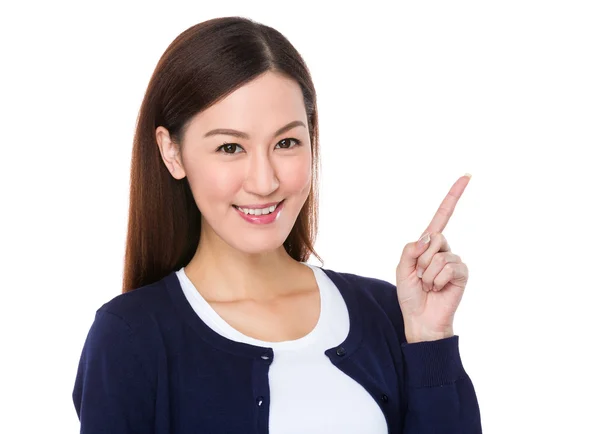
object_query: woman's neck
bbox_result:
[183,229,306,303]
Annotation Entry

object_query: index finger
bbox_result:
[423,174,471,235]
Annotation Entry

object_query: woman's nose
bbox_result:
[244,153,279,196]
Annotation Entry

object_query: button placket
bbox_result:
[251,352,272,434]
[254,352,272,414]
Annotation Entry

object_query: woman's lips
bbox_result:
[233,200,284,225]
[233,201,281,209]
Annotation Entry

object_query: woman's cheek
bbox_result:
[189,163,242,208]
[281,154,312,192]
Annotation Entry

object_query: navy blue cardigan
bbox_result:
[73,267,482,433]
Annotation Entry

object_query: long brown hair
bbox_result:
[122,16,322,293]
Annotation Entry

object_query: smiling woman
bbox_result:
[72,16,482,434]
[154,70,314,259]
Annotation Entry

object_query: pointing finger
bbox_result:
[422,174,471,236]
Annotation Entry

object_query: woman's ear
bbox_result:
[155,126,186,180]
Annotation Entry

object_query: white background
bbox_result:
[1,1,599,432]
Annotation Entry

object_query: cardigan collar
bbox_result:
[163,267,364,360]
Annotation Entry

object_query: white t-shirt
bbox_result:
[176,262,388,434]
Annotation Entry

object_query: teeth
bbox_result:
[236,203,278,215]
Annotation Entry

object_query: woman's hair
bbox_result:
[122,16,322,293]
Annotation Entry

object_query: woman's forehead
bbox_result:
[186,72,308,139]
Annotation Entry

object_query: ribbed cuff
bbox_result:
[401,335,467,388]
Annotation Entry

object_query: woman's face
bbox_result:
[159,71,312,255]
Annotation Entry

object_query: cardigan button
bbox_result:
[260,353,271,361]
[381,394,389,403]
[335,346,346,356]
[256,396,264,406]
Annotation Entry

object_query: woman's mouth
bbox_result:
[232,200,285,224]
[233,200,283,216]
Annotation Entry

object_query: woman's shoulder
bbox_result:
[94,272,177,331]
[73,276,176,414]
[318,265,405,337]
[318,266,400,309]
[319,266,396,292]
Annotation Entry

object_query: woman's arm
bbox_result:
[400,335,482,433]
[73,309,156,433]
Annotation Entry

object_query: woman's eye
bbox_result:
[217,143,243,154]
[275,138,301,149]
[218,138,300,154]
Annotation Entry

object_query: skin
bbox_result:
[156,71,319,341]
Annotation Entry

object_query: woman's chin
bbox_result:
[230,238,287,255]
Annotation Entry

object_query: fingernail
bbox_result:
[418,232,430,247]
[417,268,424,278]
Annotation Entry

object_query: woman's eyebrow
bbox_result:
[203,120,306,140]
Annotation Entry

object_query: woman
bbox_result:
[73,16,482,433]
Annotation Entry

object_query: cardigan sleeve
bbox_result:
[72,309,155,433]
[400,335,482,433]
[357,274,483,433]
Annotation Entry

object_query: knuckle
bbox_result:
[434,253,446,266]
[439,206,453,218]
[405,242,418,255]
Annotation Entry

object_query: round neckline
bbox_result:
[177,263,327,350]
[163,265,364,359]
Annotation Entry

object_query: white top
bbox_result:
[176,263,388,433]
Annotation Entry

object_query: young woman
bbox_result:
[73,16,482,433]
